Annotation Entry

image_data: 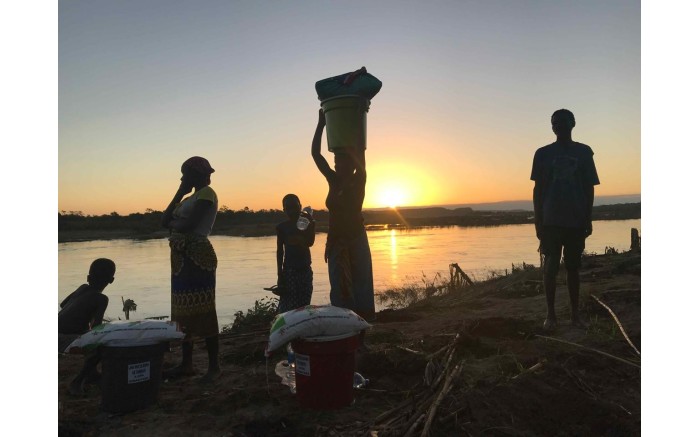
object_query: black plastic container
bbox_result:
[100,343,168,413]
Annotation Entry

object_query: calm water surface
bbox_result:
[58,219,640,327]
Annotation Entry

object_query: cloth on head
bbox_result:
[183,156,215,175]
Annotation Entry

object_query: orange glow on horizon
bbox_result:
[378,186,408,208]
[364,161,441,209]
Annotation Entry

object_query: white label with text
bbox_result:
[295,353,310,376]
[128,361,151,384]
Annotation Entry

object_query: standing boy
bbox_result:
[276,194,315,313]
[531,109,600,330]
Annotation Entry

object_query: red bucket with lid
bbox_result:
[291,332,360,409]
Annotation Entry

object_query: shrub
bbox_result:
[378,272,448,309]
[221,297,278,334]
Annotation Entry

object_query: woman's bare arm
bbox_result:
[312,109,334,179]
[162,182,193,228]
[168,199,212,233]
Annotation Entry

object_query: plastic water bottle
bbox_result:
[286,343,295,368]
[275,359,296,394]
[296,207,313,231]
[353,372,369,389]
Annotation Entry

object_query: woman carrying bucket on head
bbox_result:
[311,106,376,327]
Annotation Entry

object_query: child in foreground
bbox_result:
[58,258,115,395]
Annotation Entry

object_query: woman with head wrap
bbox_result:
[161,156,220,383]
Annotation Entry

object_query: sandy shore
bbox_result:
[58,250,640,436]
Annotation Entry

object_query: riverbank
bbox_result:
[58,203,641,243]
[58,249,641,436]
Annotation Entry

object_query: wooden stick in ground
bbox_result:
[512,359,547,380]
[591,294,641,356]
[405,414,426,437]
[426,332,460,362]
[430,346,456,390]
[426,344,450,361]
[534,334,641,368]
[401,393,436,436]
[420,361,464,437]
[377,391,432,431]
[398,346,425,355]
[374,392,428,424]
[430,333,459,384]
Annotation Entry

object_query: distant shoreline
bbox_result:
[58,203,641,243]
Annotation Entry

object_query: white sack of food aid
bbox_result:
[64,320,185,353]
[265,305,371,356]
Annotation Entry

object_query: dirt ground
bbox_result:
[58,250,641,436]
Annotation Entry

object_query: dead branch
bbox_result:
[511,358,547,379]
[431,345,456,390]
[401,395,435,436]
[564,367,599,399]
[373,392,429,426]
[534,334,640,368]
[366,333,464,436]
[426,344,450,360]
[449,263,474,289]
[398,346,425,355]
[420,361,464,437]
[405,414,426,437]
[591,294,640,356]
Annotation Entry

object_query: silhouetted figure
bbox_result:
[276,194,315,313]
[630,228,641,250]
[161,156,221,383]
[312,109,375,325]
[531,109,600,331]
[58,258,115,395]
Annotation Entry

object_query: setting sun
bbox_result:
[365,161,443,209]
[378,186,408,208]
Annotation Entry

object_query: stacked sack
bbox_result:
[265,305,371,356]
[64,320,185,353]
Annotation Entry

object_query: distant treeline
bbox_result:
[58,203,641,242]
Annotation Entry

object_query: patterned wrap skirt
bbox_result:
[277,267,313,314]
[326,230,375,321]
[170,233,219,338]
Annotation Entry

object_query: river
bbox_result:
[58,219,640,327]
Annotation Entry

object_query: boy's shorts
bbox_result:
[540,226,586,274]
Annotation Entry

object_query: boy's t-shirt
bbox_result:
[531,141,600,229]
[58,284,108,335]
[276,220,314,270]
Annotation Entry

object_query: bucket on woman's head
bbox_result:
[100,342,168,413]
[291,331,360,410]
[321,95,370,153]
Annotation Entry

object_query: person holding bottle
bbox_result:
[275,193,316,314]
[311,108,375,324]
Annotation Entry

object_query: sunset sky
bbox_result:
[6,2,700,432]
[58,0,640,215]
